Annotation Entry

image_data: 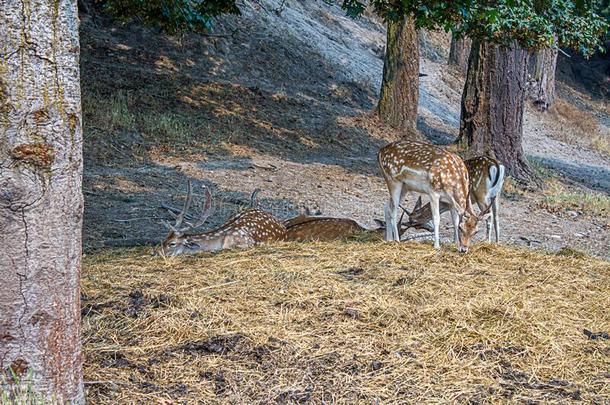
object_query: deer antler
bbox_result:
[182,184,214,231]
[166,181,194,232]
[163,182,213,233]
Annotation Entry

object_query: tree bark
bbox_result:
[527,44,558,111]
[378,16,421,139]
[459,39,539,185]
[0,1,84,403]
[448,33,471,74]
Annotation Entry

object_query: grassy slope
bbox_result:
[83,242,610,403]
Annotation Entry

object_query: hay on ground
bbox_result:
[82,241,610,403]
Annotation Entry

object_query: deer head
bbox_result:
[456,199,493,252]
[159,181,214,256]
[405,196,492,253]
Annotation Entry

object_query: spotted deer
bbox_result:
[378,140,491,253]
[406,156,505,243]
[159,182,286,256]
[283,215,374,241]
[464,156,504,242]
[282,204,418,242]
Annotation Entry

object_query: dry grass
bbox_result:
[541,180,610,219]
[82,242,610,403]
[550,99,610,155]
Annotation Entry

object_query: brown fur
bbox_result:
[378,140,483,252]
[283,216,371,241]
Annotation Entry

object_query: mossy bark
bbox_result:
[0,1,84,403]
[378,16,421,139]
[459,39,539,186]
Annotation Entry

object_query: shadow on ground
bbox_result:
[83,164,301,250]
[530,156,610,193]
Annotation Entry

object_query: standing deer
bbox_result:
[464,156,504,242]
[378,140,490,253]
[159,182,286,256]
[405,156,505,243]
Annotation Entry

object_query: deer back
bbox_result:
[378,140,470,212]
[464,156,505,204]
[283,216,368,241]
[208,209,286,243]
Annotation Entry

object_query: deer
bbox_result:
[283,215,376,241]
[283,208,417,242]
[405,156,505,243]
[158,182,286,256]
[378,140,491,253]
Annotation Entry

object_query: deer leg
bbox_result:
[384,181,402,241]
[450,208,460,244]
[430,194,441,249]
[492,196,500,243]
[477,200,493,243]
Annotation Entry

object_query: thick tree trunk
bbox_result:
[527,44,558,111]
[448,33,471,73]
[459,39,539,185]
[0,1,84,403]
[378,16,421,139]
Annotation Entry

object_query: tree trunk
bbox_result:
[378,16,421,139]
[448,33,471,73]
[459,39,539,185]
[527,44,558,111]
[0,1,84,403]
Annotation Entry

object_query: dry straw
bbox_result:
[82,240,610,403]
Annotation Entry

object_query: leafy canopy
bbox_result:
[341,0,609,55]
[101,0,240,34]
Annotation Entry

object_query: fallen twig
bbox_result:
[401,232,434,241]
[250,163,278,171]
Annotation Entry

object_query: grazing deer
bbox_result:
[159,182,286,256]
[378,140,491,253]
[406,156,505,243]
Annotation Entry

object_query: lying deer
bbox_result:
[378,140,491,253]
[159,182,286,256]
[283,209,416,242]
[406,156,505,242]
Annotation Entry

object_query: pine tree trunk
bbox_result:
[448,33,471,73]
[459,39,539,185]
[378,16,421,139]
[527,44,558,111]
[0,1,84,403]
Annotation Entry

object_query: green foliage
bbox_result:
[341,0,609,56]
[101,0,240,34]
[596,0,610,18]
[1,368,53,404]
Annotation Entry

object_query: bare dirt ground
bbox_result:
[80,0,609,257]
